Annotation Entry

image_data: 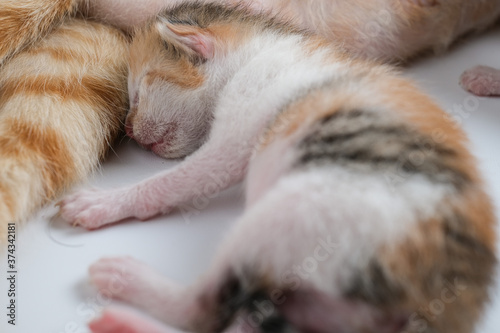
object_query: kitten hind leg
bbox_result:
[85,183,412,333]
[88,256,192,324]
[84,190,301,332]
[460,65,500,96]
[89,307,177,333]
[88,255,242,332]
[89,306,259,333]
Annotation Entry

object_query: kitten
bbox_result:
[0,0,129,242]
[59,3,496,333]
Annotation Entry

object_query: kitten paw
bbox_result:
[89,257,172,308]
[460,65,500,96]
[58,188,133,229]
[89,307,174,333]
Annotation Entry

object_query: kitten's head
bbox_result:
[127,2,266,158]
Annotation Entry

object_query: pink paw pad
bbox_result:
[89,309,138,333]
[89,307,173,333]
[460,65,500,96]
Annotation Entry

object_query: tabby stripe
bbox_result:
[345,259,404,305]
[301,126,409,146]
[297,110,470,189]
[442,213,497,283]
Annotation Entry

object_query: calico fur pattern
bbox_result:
[58,3,497,333]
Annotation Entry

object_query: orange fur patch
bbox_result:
[130,21,253,91]
[130,25,205,89]
[56,24,110,45]
[378,212,494,333]
[1,119,77,198]
[456,187,497,251]
[147,62,205,89]
[208,22,252,53]
[257,89,346,150]
[27,44,87,63]
[0,74,128,157]
[0,0,76,64]
[0,181,15,218]
[379,77,480,185]
[0,74,127,113]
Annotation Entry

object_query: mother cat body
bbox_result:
[57,3,497,333]
[0,0,496,332]
[88,0,500,62]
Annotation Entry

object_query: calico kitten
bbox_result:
[0,0,129,242]
[59,3,497,333]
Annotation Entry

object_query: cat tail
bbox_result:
[0,0,81,67]
[0,19,129,244]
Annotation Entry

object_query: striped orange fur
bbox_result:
[0,0,78,67]
[0,17,129,243]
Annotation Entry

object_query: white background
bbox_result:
[1,26,499,333]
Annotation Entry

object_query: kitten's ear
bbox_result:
[156,18,214,59]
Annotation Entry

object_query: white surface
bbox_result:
[1,27,500,333]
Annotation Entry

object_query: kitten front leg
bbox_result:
[58,187,138,229]
[59,119,256,229]
[460,65,500,96]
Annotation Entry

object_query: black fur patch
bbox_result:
[211,272,297,333]
[442,213,496,286]
[296,109,470,190]
[345,259,405,306]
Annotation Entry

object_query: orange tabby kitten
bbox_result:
[0,0,129,242]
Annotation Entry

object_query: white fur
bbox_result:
[225,166,449,296]
[60,16,454,332]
